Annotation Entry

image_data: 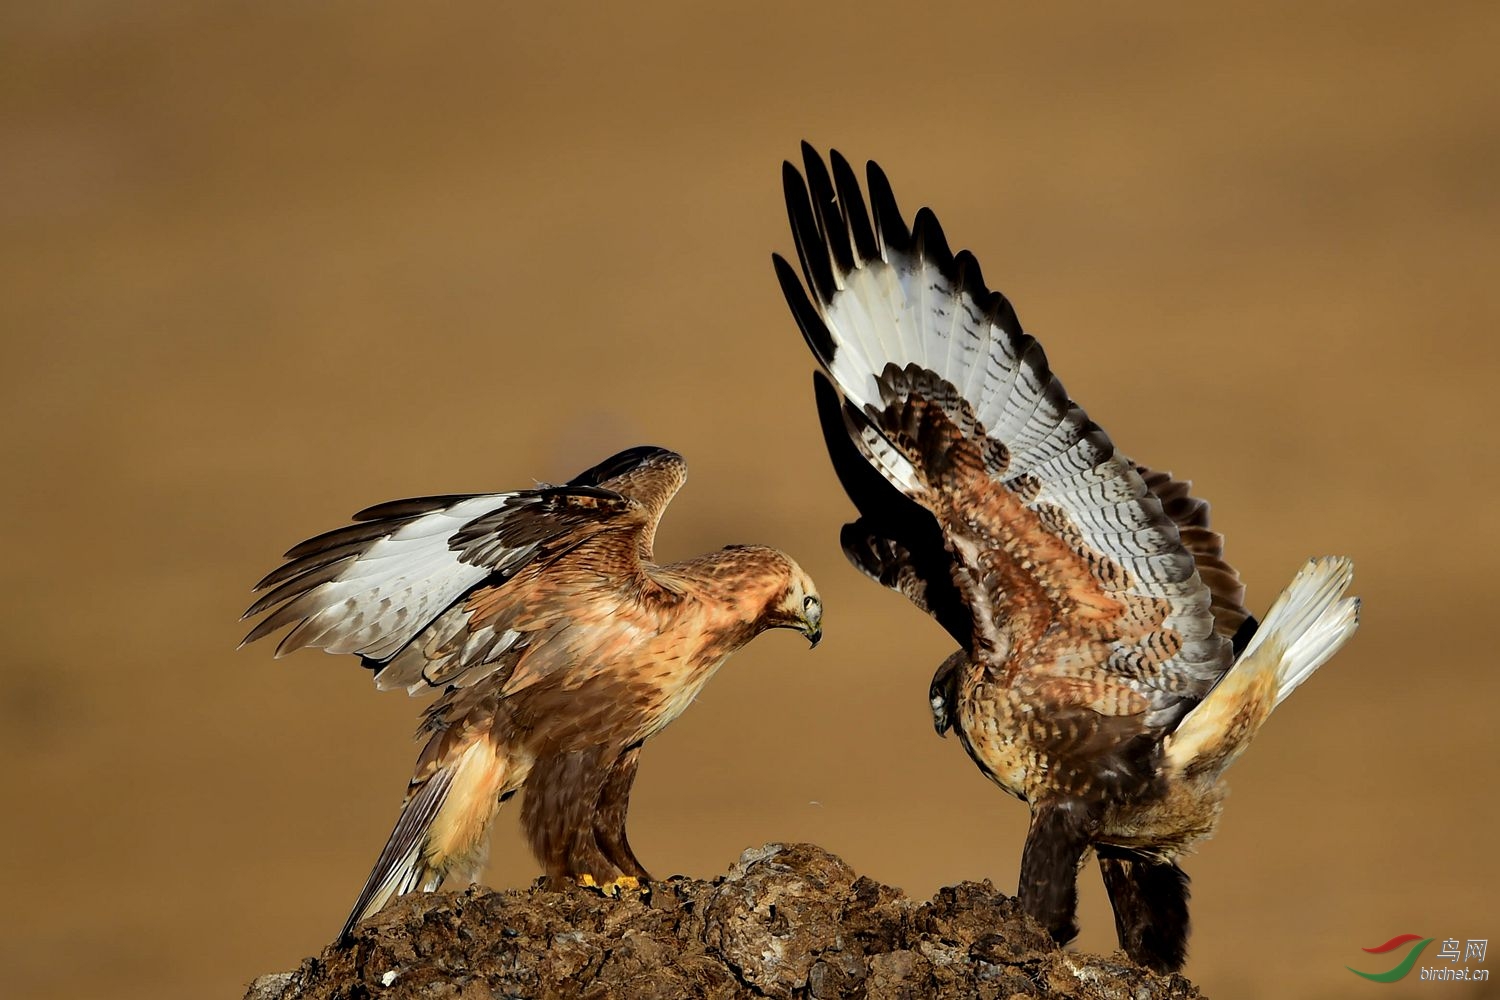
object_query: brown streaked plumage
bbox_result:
[241,446,822,941]
[778,144,1359,973]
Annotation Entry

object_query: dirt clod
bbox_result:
[245,843,1202,1000]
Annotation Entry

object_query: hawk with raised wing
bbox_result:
[776,144,1359,973]
[242,446,822,941]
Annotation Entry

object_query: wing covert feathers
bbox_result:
[782,144,1232,710]
[241,448,687,693]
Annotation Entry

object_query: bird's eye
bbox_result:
[803,595,818,611]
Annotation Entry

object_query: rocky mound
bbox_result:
[245,843,1200,1000]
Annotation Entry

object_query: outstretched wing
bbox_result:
[241,447,687,693]
[779,144,1234,730]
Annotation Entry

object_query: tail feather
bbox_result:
[338,767,456,942]
[1238,556,1360,707]
[1165,557,1360,775]
[1277,598,1361,704]
[337,736,511,942]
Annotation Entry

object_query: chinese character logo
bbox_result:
[1435,938,1489,964]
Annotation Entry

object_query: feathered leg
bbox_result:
[1098,849,1191,974]
[592,743,650,880]
[338,732,514,942]
[520,747,622,884]
[1018,798,1097,946]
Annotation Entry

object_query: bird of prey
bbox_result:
[776,144,1359,973]
[241,446,822,941]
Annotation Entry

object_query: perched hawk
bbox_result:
[242,446,822,941]
[776,145,1359,973]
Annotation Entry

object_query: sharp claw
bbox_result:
[571,873,648,897]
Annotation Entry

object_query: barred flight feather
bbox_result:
[782,145,1359,975]
[780,141,1235,724]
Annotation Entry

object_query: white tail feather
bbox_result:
[1240,556,1361,707]
[1165,557,1360,774]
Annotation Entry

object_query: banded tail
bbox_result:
[338,737,513,941]
[1165,556,1361,776]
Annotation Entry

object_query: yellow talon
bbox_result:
[573,873,646,896]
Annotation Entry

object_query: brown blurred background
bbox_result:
[3,3,1497,999]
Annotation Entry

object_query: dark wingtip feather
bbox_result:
[782,159,837,305]
[282,518,392,560]
[865,159,910,255]
[566,445,676,488]
[240,611,289,649]
[800,144,854,274]
[952,248,990,307]
[911,206,955,272]
[252,537,375,593]
[352,495,476,523]
[829,150,879,262]
[250,549,376,627]
[775,254,836,366]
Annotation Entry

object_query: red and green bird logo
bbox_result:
[1349,934,1434,982]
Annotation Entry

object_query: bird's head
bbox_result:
[929,650,966,737]
[764,554,823,648]
[716,545,823,647]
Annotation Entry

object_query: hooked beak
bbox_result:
[804,611,828,650]
[797,607,822,649]
[931,696,951,737]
